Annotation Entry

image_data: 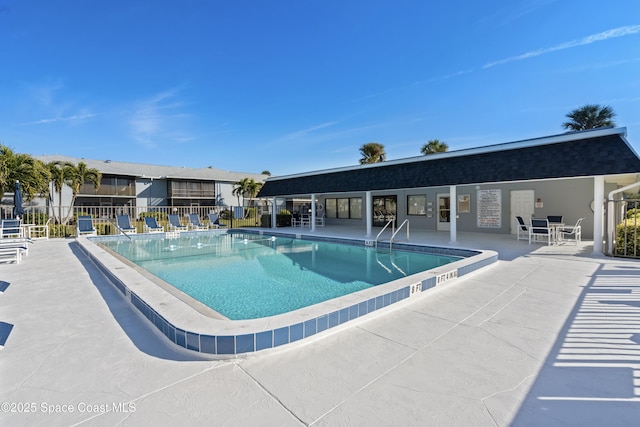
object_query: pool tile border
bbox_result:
[77,230,497,358]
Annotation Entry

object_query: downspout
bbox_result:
[607,180,640,255]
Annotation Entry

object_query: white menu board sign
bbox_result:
[477,189,501,228]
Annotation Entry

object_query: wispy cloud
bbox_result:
[484,25,640,69]
[18,112,95,126]
[278,121,340,142]
[129,88,193,147]
[478,0,558,28]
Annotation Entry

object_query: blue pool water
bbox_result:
[100,233,460,320]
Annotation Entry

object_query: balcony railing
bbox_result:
[80,183,135,197]
[169,189,217,198]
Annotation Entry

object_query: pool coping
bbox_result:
[76,229,498,358]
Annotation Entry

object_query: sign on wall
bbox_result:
[477,189,502,228]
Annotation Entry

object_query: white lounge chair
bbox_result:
[116,215,137,234]
[0,219,22,239]
[168,214,188,231]
[144,217,165,233]
[0,238,32,263]
[208,213,227,228]
[188,213,207,231]
[77,216,97,236]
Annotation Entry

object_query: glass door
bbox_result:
[372,196,397,227]
[437,194,450,231]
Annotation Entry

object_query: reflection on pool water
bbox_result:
[100,233,461,320]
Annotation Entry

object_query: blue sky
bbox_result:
[1,1,639,176]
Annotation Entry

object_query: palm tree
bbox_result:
[48,161,75,224]
[64,161,101,224]
[232,178,251,206]
[420,139,449,155]
[562,104,616,131]
[245,179,262,204]
[359,142,386,164]
[0,145,50,199]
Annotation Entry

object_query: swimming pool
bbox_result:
[99,233,461,320]
[78,230,497,357]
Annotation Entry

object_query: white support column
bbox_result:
[593,176,604,255]
[271,197,277,228]
[311,194,316,232]
[449,185,457,243]
[366,191,372,238]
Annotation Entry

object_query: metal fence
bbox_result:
[4,205,272,238]
[610,199,640,258]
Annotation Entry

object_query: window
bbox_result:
[324,197,363,219]
[407,195,426,215]
[337,198,349,218]
[326,199,337,218]
[458,194,470,213]
[350,198,362,219]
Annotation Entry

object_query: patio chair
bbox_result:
[208,213,227,228]
[188,213,208,231]
[0,219,22,239]
[77,215,96,236]
[315,213,325,227]
[168,214,188,232]
[116,214,137,234]
[547,215,564,224]
[529,218,554,245]
[27,218,51,240]
[559,217,583,245]
[300,214,311,228]
[515,216,528,241]
[143,217,165,233]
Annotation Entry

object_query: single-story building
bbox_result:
[257,127,640,255]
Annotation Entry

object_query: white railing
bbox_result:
[375,219,395,249]
[390,219,410,251]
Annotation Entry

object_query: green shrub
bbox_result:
[276,213,291,227]
[139,211,168,221]
[96,224,112,235]
[50,224,75,238]
[626,208,640,219]
[615,218,640,257]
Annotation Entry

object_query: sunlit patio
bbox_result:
[0,229,638,426]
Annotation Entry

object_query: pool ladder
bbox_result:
[375,219,409,250]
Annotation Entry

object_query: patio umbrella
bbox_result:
[13,180,24,219]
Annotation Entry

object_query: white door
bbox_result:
[510,190,535,234]
[437,194,451,231]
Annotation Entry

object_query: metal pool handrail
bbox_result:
[104,217,132,241]
[375,219,395,249]
[390,219,410,251]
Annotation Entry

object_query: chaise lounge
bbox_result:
[116,214,137,234]
[144,217,165,233]
[168,214,188,232]
[76,215,97,237]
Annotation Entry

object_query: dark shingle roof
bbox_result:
[258,128,640,197]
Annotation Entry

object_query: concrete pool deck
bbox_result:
[1,227,639,426]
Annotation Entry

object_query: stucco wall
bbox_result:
[318,177,600,239]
